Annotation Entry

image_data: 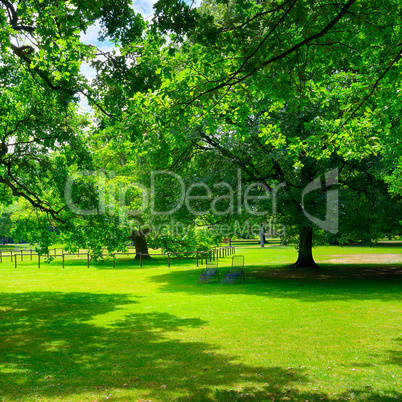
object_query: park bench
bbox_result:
[221,255,245,284]
[197,260,219,284]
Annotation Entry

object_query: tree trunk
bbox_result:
[259,225,265,248]
[292,226,319,268]
[131,233,150,259]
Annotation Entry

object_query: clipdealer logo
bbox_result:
[65,168,339,234]
[301,168,339,234]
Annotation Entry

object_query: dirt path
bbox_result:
[320,253,402,264]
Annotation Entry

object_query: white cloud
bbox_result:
[80,21,103,45]
[80,61,97,81]
[133,0,157,18]
[78,97,92,115]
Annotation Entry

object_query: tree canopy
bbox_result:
[126,0,402,266]
[1,0,401,265]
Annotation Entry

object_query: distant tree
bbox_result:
[0,206,12,243]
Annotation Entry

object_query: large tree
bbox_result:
[125,0,402,267]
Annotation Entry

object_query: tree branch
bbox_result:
[0,0,17,26]
[219,0,295,32]
[175,0,357,116]
[339,47,402,130]
[261,0,357,67]
[0,174,67,224]
[14,25,35,32]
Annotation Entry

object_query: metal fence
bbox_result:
[0,245,236,269]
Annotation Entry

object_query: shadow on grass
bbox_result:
[0,292,302,400]
[150,263,402,302]
[90,255,203,270]
[255,263,402,280]
[213,388,401,401]
[385,337,402,367]
[0,292,400,400]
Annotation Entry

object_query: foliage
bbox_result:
[123,0,402,266]
[0,0,147,256]
[1,0,401,263]
[0,204,14,239]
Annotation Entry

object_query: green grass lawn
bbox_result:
[0,244,401,401]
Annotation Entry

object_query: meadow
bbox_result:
[0,243,401,401]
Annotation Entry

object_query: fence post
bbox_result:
[15,255,17,268]
[38,254,40,269]
[30,249,33,261]
[168,253,170,267]
[62,254,65,269]
[87,253,89,268]
[10,250,13,262]
[209,250,212,262]
[0,251,2,263]
[196,251,199,266]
